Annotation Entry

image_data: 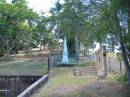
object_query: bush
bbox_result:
[117,73,128,82]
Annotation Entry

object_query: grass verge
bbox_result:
[0,58,48,75]
[32,66,96,97]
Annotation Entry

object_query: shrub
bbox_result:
[117,73,128,82]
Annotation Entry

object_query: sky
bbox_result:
[6,0,64,15]
[28,0,58,13]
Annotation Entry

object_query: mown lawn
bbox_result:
[31,63,130,97]
[0,58,48,75]
[32,66,97,97]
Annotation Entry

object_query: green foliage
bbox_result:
[34,15,57,49]
[48,0,130,50]
[49,0,93,48]
[0,1,57,58]
[87,0,130,82]
[12,0,27,6]
[0,2,38,57]
[0,58,48,75]
[116,73,128,83]
[0,0,6,3]
[76,62,94,67]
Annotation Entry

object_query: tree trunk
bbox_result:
[119,59,122,74]
[111,36,115,52]
[126,50,130,62]
[128,0,130,62]
[117,53,122,74]
[75,32,79,61]
[120,42,130,84]
[128,1,130,38]
[48,53,51,73]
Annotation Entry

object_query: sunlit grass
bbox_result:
[31,63,128,97]
[77,62,95,67]
[0,59,48,75]
[32,67,96,97]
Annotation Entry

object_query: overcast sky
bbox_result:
[28,0,58,13]
[7,0,64,15]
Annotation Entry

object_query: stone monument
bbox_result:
[62,36,69,64]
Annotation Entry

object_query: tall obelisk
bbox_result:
[62,36,69,64]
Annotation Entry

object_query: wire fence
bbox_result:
[107,57,126,74]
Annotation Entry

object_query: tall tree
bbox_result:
[0,3,38,58]
[12,0,27,6]
[87,0,130,83]
[0,0,6,3]
[49,0,92,58]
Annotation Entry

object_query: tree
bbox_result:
[0,0,6,3]
[49,0,130,83]
[49,0,94,59]
[12,0,27,6]
[86,0,130,83]
[56,0,130,82]
[0,2,38,58]
[34,12,58,50]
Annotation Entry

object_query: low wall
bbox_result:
[0,75,41,97]
[17,75,48,97]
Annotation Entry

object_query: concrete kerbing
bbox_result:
[17,75,49,97]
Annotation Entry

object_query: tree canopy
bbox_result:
[0,1,57,58]
[0,0,130,83]
[48,0,130,83]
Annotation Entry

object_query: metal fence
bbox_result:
[107,57,126,74]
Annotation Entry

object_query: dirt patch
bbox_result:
[0,48,49,62]
[0,51,49,76]
[47,85,78,96]
[44,80,130,97]
[78,80,130,97]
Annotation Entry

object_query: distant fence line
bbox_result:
[17,75,48,97]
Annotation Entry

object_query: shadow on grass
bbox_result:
[43,81,130,97]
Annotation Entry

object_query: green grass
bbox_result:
[116,73,128,83]
[76,62,94,67]
[49,67,92,86]
[32,66,128,97]
[32,67,96,97]
[0,59,48,75]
